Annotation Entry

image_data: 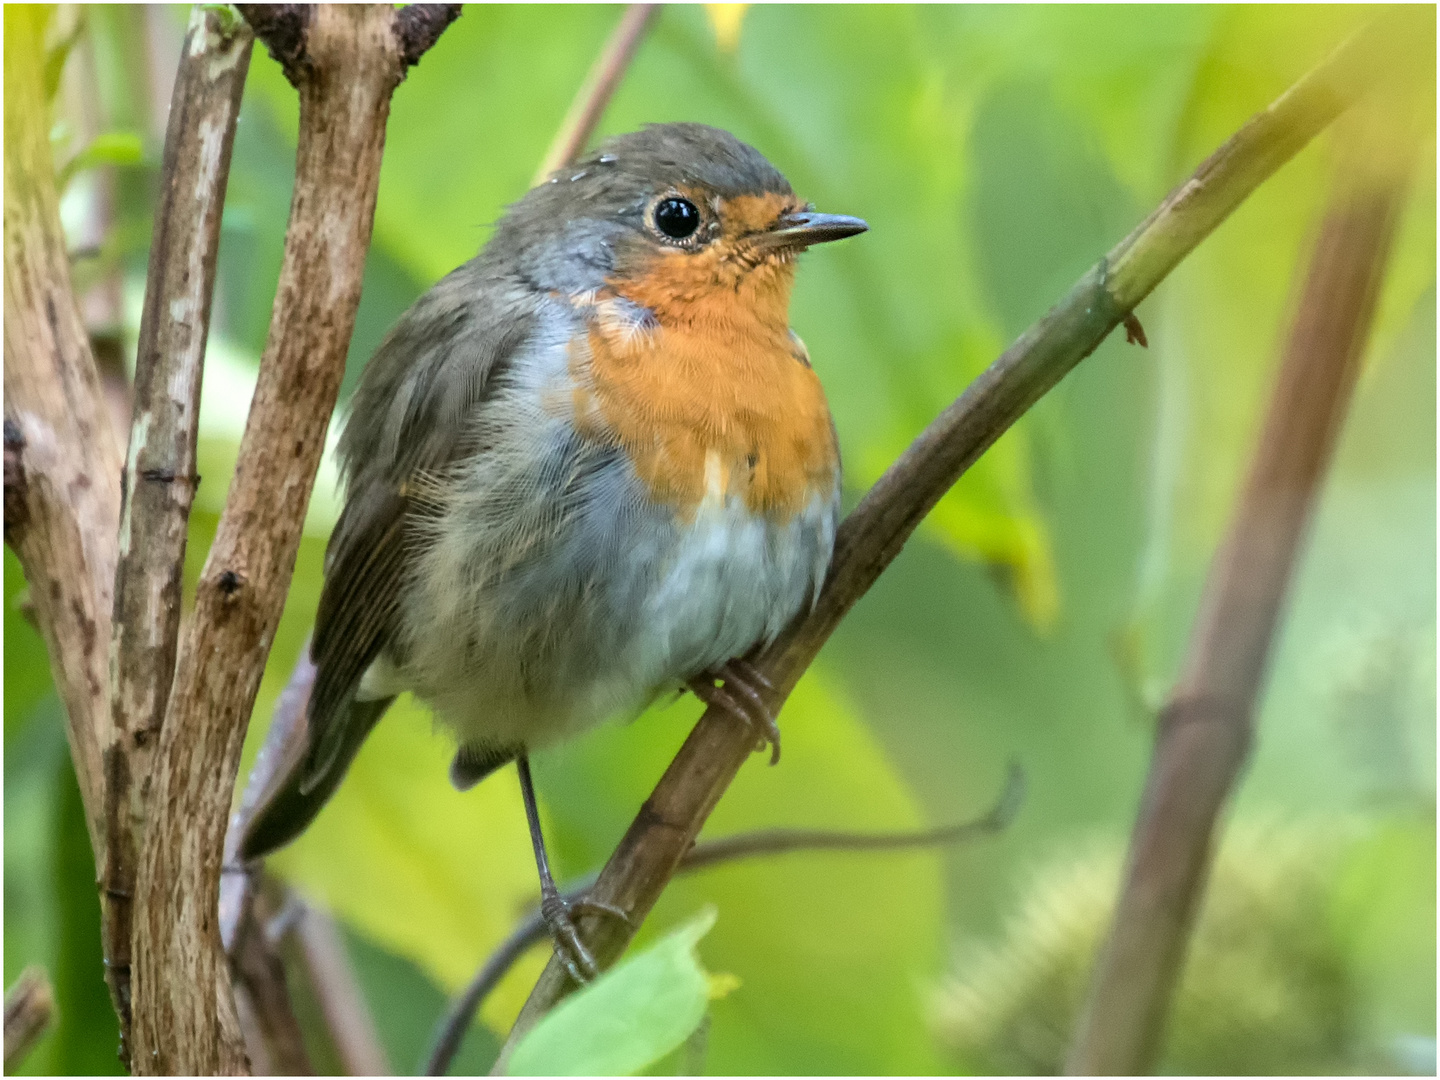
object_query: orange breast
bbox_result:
[571,250,838,522]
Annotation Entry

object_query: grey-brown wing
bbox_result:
[240,265,545,855]
[301,481,410,790]
[302,271,543,783]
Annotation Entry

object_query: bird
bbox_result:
[239,122,867,980]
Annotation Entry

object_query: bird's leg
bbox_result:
[515,755,626,983]
[687,658,782,764]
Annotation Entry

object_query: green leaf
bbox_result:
[57,130,144,191]
[508,908,719,1077]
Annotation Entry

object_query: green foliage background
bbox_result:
[5,4,1435,1074]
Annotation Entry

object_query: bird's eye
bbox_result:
[653,197,700,240]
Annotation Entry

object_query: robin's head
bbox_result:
[483,123,866,322]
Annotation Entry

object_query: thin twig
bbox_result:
[493,11,1424,1065]
[222,654,316,1073]
[228,873,315,1076]
[425,764,1023,1075]
[3,3,121,855]
[130,7,456,1073]
[4,967,54,1073]
[225,651,394,1074]
[104,7,252,1056]
[532,4,661,185]
[1063,102,1417,1076]
[284,902,393,1076]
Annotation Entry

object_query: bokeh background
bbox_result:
[5,4,1435,1074]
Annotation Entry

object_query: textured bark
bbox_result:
[1064,104,1415,1075]
[129,6,426,1073]
[105,8,253,1054]
[2,4,122,855]
[493,11,1418,1064]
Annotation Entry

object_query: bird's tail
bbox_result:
[237,694,394,861]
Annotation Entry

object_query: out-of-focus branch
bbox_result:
[532,4,660,185]
[129,6,457,1073]
[281,902,392,1076]
[4,967,54,1073]
[1063,103,1417,1076]
[3,3,121,855]
[103,8,252,1055]
[427,764,1023,1075]
[228,871,315,1076]
[226,652,391,1076]
[221,653,319,1076]
[494,10,1426,1065]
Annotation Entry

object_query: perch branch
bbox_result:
[130,6,457,1073]
[532,4,661,185]
[425,763,1023,1075]
[494,10,1420,1063]
[104,7,252,1054]
[2,3,121,854]
[1063,102,1417,1076]
[4,967,54,1073]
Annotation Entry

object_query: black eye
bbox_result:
[654,197,700,240]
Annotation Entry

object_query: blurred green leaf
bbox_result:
[57,130,145,193]
[508,907,719,1077]
[1332,815,1437,1046]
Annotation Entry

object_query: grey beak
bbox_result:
[759,211,869,251]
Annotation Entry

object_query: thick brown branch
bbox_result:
[2,3,121,856]
[129,6,454,1073]
[532,4,660,185]
[4,967,54,1073]
[1063,106,1415,1076]
[104,8,253,1055]
[494,10,1420,1062]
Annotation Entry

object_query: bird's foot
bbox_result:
[687,658,781,764]
[539,891,632,984]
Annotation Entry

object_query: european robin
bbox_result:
[240,122,867,978]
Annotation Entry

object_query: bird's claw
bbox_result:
[540,891,634,982]
[573,895,635,928]
[688,659,782,764]
[540,891,598,983]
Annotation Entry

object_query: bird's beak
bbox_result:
[757,211,868,251]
